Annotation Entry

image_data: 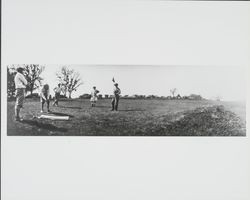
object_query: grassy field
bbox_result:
[7,98,246,136]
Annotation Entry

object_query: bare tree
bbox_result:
[56,66,83,98]
[170,88,177,98]
[215,96,221,101]
[23,64,45,94]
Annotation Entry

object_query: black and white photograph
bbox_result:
[7,64,246,136]
[2,0,250,200]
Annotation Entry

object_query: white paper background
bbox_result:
[1,1,250,200]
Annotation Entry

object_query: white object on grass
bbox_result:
[38,115,69,120]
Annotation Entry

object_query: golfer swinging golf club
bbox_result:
[14,67,28,121]
[90,86,100,107]
[40,83,51,113]
[111,77,121,111]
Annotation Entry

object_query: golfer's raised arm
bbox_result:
[47,88,50,98]
[40,87,46,100]
[41,92,46,100]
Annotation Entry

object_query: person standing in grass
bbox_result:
[40,83,51,113]
[14,67,28,121]
[90,86,99,107]
[111,78,121,111]
[53,83,62,106]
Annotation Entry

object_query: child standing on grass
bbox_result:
[90,86,99,107]
[40,84,50,113]
[53,83,62,106]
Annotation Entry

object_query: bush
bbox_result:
[59,95,67,98]
[188,94,203,100]
[79,94,91,99]
[25,93,40,99]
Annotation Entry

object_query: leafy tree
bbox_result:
[56,66,83,98]
[7,66,16,99]
[7,64,44,98]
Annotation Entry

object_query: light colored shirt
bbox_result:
[113,86,121,96]
[14,72,27,89]
[91,89,99,97]
[54,86,62,94]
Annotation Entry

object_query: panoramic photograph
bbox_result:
[7,64,246,136]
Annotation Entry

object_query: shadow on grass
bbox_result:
[95,105,110,108]
[21,119,68,132]
[50,112,74,118]
[118,109,145,112]
[58,105,82,109]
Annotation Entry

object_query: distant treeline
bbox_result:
[8,92,203,101]
[79,94,204,100]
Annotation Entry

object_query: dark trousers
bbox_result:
[111,95,119,111]
[53,93,60,106]
[41,98,50,111]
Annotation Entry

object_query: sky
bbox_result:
[41,65,246,101]
[2,1,249,67]
[2,1,249,101]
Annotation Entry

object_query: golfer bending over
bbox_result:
[14,67,28,121]
[90,86,99,107]
[40,84,50,113]
[111,78,121,111]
